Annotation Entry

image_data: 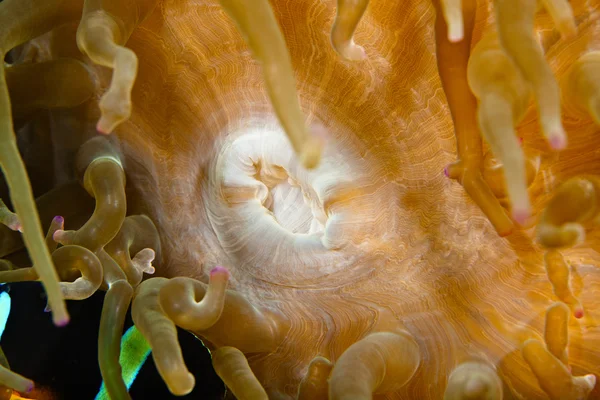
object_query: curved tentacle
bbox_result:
[522,302,596,400]
[0,245,103,302]
[296,356,333,400]
[563,51,600,125]
[5,58,95,120]
[536,175,600,248]
[0,199,20,232]
[212,346,268,400]
[157,268,229,332]
[331,0,369,61]
[328,331,421,399]
[76,0,159,133]
[544,250,583,318]
[443,361,503,400]
[104,215,160,287]
[54,137,126,252]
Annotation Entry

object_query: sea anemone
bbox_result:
[0,0,599,399]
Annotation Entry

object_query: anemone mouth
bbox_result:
[204,118,391,288]
[265,176,323,235]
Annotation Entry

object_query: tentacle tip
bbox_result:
[447,25,464,43]
[210,266,230,278]
[584,374,597,388]
[166,372,195,396]
[299,137,323,170]
[333,39,367,61]
[512,208,531,226]
[96,119,112,135]
[549,133,567,150]
[133,248,156,274]
[24,381,34,393]
[53,215,64,225]
[54,314,70,327]
[464,377,486,397]
[443,165,450,177]
[558,21,577,39]
[52,230,65,243]
[498,226,514,237]
[574,308,584,319]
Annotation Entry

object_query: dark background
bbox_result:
[1,282,225,399]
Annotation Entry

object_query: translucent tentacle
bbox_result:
[539,0,576,38]
[186,282,288,353]
[544,302,569,365]
[217,0,323,169]
[0,365,32,395]
[0,0,90,327]
[331,0,369,60]
[45,216,64,253]
[0,0,81,52]
[0,66,67,325]
[329,331,421,399]
[544,251,583,318]
[435,0,513,235]
[536,176,600,248]
[5,58,95,119]
[212,346,268,400]
[104,215,160,287]
[481,150,539,202]
[98,279,134,400]
[444,361,503,400]
[439,0,464,42]
[53,245,103,300]
[296,356,333,400]
[522,302,596,400]
[467,30,533,223]
[563,52,600,125]
[0,244,102,303]
[76,0,158,133]
[158,267,229,332]
[0,199,20,232]
[54,138,126,253]
[132,278,195,396]
[494,0,567,149]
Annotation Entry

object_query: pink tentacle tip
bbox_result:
[210,266,230,278]
[549,134,567,150]
[25,381,34,393]
[518,137,524,146]
[448,30,464,44]
[512,209,530,226]
[53,229,66,243]
[443,165,449,178]
[96,120,110,135]
[55,315,70,327]
[574,308,584,319]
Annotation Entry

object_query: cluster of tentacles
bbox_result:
[0,0,599,399]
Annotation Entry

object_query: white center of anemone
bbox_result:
[264,176,324,235]
[206,120,390,286]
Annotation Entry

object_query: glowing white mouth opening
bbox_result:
[205,120,388,286]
